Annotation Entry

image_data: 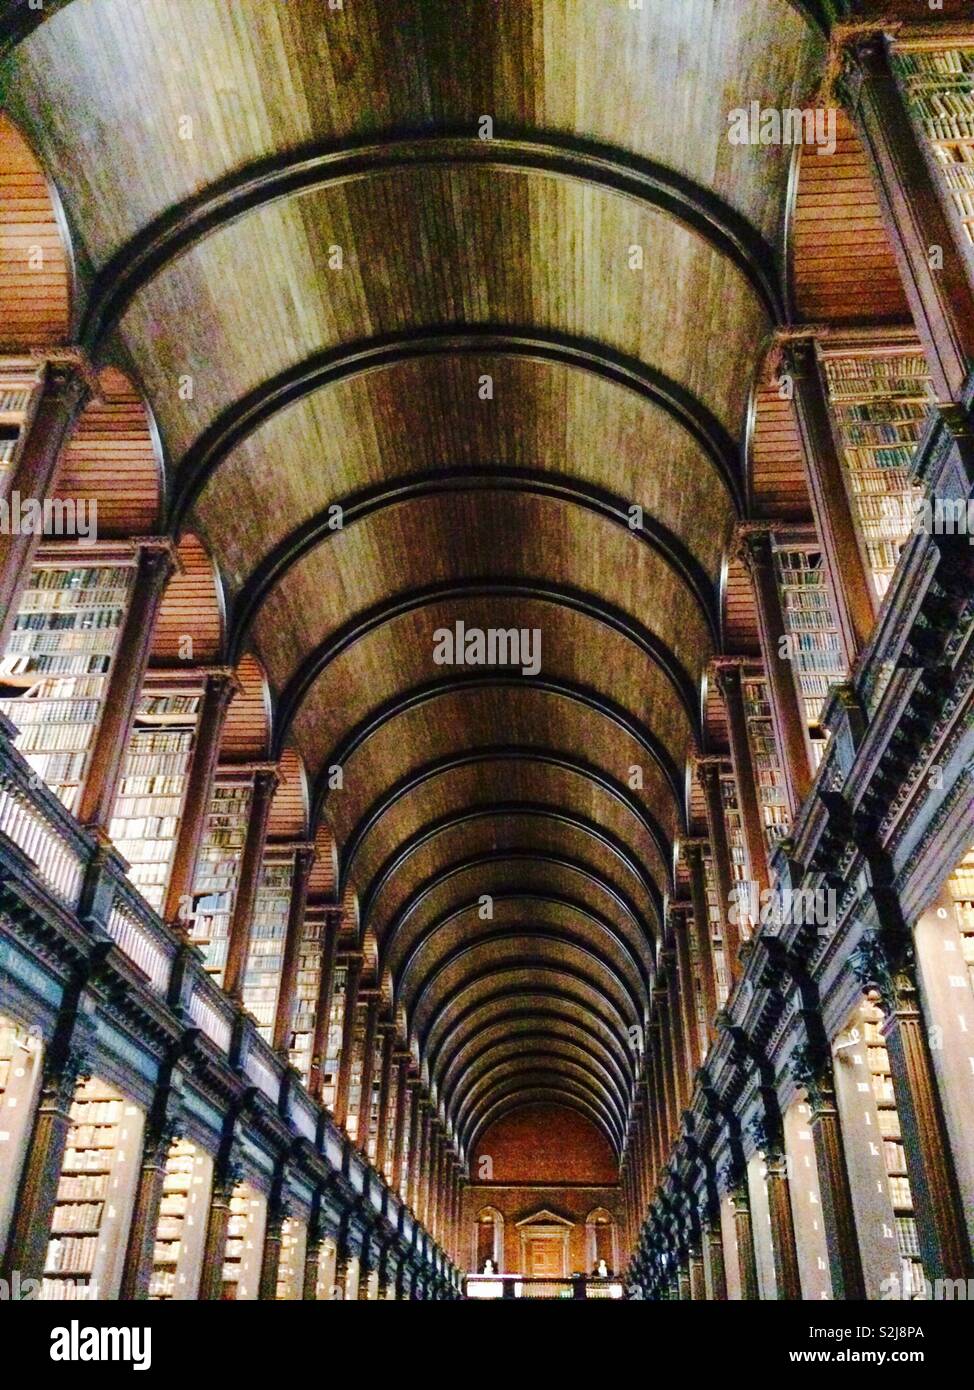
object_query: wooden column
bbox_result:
[703,1215,727,1301]
[661,945,690,1114]
[390,1054,410,1193]
[842,32,974,404]
[654,987,678,1146]
[646,1035,667,1176]
[688,1245,706,1301]
[427,1128,442,1237]
[76,539,176,834]
[782,335,877,659]
[683,840,719,1044]
[373,1023,395,1174]
[163,670,236,929]
[2,1033,89,1283]
[333,953,362,1131]
[259,1201,285,1300]
[697,758,741,981]
[354,993,381,1151]
[308,904,343,1101]
[0,353,95,648]
[764,1146,802,1301]
[711,661,771,894]
[737,527,811,815]
[670,905,700,1091]
[729,1183,760,1300]
[119,1121,175,1299]
[880,969,974,1282]
[272,842,316,1055]
[797,1061,866,1301]
[199,1170,233,1302]
[222,767,278,998]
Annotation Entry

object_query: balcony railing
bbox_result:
[464,1274,625,1300]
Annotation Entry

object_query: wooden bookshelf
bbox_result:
[148,1138,212,1300]
[274,1217,307,1300]
[321,961,348,1113]
[720,769,752,941]
[381,1059,399,1182]
[288,909,323,1086]
[187,774,253,986]
[861,1001,925,1298]
[364,1027,383,1162]
[893,46,974,246]
[241,854,295,1041]
[108,684,203,912]
[772,542,846,768]
[43,1076,144,1300]
[0,1014,43,1253]
[948,847,974,991]
[0,361,42,493]
[0,563,133,812]
[702,852,729,1006]
[821,348,933,600]
[221,1181,266,1300]
[686,923,709,1061]
[741,673,791,851]
[345,999,368,1143]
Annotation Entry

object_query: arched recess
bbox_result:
[585,1208,618,1275]
[220,652,272,764]
[54,365,164,536]
[0,113,72,349]
[182,345,741,570]
[456,1059,626,1153]
[266,746,309,842]
[343,748,676,899]
[391,894,651,1017]
[306,821,338,904]
[475,1206,504,1274]
[432,993,635,1111]
[150,533,225,666]
[227,467,722,657]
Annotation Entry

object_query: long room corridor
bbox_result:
[0,0,973,1356]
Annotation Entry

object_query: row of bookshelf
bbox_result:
[773,546,845,763]
[188,781,253,984]
[241,858,295,1038]
[894,47,974,244]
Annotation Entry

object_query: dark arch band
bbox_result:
[394,895,651,1010]
[380,848,656,962]
[276,579,704,762]
[358,802,665,934]
[341,746,676,895]
[171,329,743,547]
[228,466,721,655]
[76,132,781,349]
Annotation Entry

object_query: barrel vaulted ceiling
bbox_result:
[0,0,824,1159]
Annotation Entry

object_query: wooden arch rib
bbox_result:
[175,328,742,539]
[334,740,676,890]
[466,1083,622,1158]
[425,982,635,1089]
[394,893,650,1003]
[77,132,782,350]
[0,113,72,348]
[226,467,720,658]
[307,820,338,903]
[367,823,659,962]
[357,800,666,942]
[380,851,655,965]
[455,1057,626,1149]
[439,1022,633,1122]
[277,581,703,766]
[54,365,163,536]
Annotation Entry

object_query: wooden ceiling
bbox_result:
[2,0,833,1159]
